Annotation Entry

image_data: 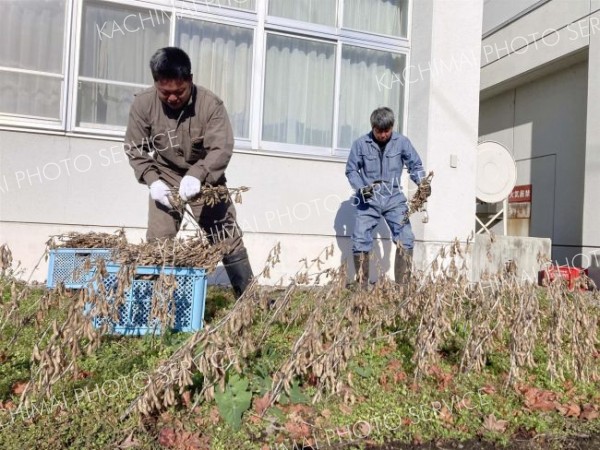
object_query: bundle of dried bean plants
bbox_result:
[47,229,128,249]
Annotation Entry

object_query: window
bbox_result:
[268,0,337,27]
[0,0,411,158]
[178,0,257,14]
[76,2,170,129]
[338,45,406,148]
[176,19,254,139]
[0,0,67,121]
[262,34,335,148]
[344,0,408,37]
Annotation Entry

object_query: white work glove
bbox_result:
[149,180,172,208]
[179,175,201,202]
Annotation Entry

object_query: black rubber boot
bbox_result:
[223,248,254,299]
[353,252,370,290]
[394,247,413,285]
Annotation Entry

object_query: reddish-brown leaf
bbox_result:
[580,404,600,420]
[386,359,402,371]
[209,407,220,425]
[482,414,509,433]
[561,403,581,418]
[284,421,311,440]
[522,387,559,412]
[157,428,177,447]
[253,393,272,416]
[393,371,407,384]
[11,381,28,396]
[428,365,453,390]
[3,400,15,410]
[177,430,208,450]
[74,370,92,380]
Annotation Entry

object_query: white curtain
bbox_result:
[178,0,256,13]
[344,0,408,37]
[268,0,337,27]
[337,45,405,148]
[77,3,169,126]
[0,0,65,118]
[177,19,253,138]
[262,34,335,147]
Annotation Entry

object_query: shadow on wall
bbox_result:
[333,197,393,282]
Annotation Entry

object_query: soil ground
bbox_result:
[362,434,600,449]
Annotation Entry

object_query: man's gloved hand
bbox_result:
[359,185,374,201]
[179,175,201,202]
[418,180,431,198]
[150,180,173,208]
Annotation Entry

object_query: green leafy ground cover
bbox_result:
[0,244,599,450]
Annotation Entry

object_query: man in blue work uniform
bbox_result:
[345,107,431,288]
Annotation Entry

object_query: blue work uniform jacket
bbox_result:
[345,131,426,201]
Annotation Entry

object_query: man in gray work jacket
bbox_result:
[345,107,431,288]
[124,47,253,298]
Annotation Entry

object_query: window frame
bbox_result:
[0,0,412,160]
[0,0,73,130]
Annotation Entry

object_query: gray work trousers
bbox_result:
[146,170,245,257]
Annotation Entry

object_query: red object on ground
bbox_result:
[538,265,589,291]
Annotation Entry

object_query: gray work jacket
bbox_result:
[124,84,234,186]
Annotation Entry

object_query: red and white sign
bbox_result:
[508,184,532,203]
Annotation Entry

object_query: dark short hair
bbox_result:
[370,107,395,130]
[149,47,192,81]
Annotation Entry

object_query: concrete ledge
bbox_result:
[470,234,551,282]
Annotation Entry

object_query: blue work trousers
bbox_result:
[351,191,414,253]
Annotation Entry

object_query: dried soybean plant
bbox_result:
[0,243,14,277]
[407,171,434,217]
[24,287,103,404]
[267,247,421,406]
[505,280,540,386]
[459,281,507,373]
[0,244,35,341]
[409,239,470,379]
[115,236,227,269]
[27,231,229,406]
[169,184,250,212]
[544,278,600,383]
[82,231,600,426]
[47,229,128,249]
[123,244,283,418]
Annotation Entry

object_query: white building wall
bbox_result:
[482,0,547,35]
[408,0,484,269]
[0,130,357,283]
[480,61,588,262]
[0,0,487,284]
[480,0,599,267]
[582,4,600,270]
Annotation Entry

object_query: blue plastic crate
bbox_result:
[87,263,207,335]
[47,248,113,289]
